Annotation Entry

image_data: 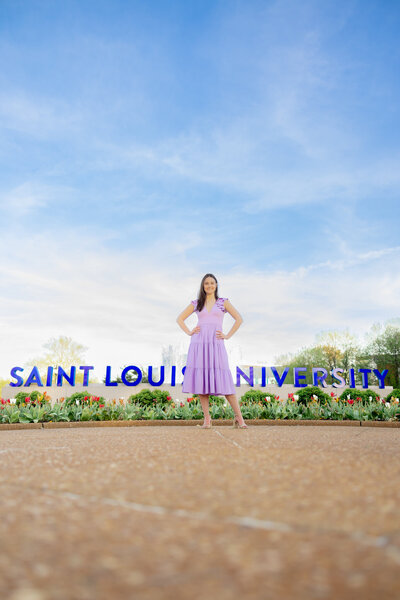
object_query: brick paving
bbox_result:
[1,425,399,600]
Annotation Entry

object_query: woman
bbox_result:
[176,273,248,429]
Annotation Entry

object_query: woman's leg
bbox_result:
[225,394,246,426]
[198,394,211,424]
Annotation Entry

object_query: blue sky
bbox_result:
[1,0,400,380]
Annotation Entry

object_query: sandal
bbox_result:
[197,421,212,429]
[232,416,248,429]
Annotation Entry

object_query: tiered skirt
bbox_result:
[182,323,235,395]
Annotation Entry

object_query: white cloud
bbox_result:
[0,92,82,139]
[0,0,399,386]
[0,229,399,382]
[0,181,79,216]
[2,3,398,216]
[0,182,46,215]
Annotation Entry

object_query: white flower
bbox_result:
[10,398,16,404]
[223,402,227,407]
[394,398,399,403]
[385,402,391,408]
[293,394,299,401]
[76,400,80,405]
[347,395,351,400]
[369,396,372,402]
[312,394,318,400]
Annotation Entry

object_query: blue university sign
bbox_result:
[9,365,389,389]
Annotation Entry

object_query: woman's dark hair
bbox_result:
[196,273,219,312]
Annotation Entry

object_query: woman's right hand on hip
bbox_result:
[190,326,200,336]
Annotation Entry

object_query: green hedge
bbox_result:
[385,388,400,401]
[192,394,227,406]
[63,391,106,408]
[295,386,331,406]
[339,388,380,404]
[239,390,277,406]
[127,388,173,407]
[14,390,51,407]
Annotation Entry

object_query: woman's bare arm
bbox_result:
[223,300,243,339]
[176,304,198,336]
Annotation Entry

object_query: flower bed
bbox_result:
[1,389,399,424]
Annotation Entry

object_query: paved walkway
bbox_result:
[1,425,399,599]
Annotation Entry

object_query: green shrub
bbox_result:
[339,388,380,404]
[63,391,106,408]
[210,395,227,406]
[14,390,51,407]
[239,390,277,406]
[192,393,226,406]
[295,386,331,406]
[385,388,400,401]
[128,388,173,407]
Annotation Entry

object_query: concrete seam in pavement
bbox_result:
[213,428,246,449]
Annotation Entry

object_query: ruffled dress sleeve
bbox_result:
[216,297,228,313]
[191,299,198,312]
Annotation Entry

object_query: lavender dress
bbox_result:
[182,297,236,395]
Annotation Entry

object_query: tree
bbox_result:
[365,324,400,387]
[274,329,368,385]
[315,330,365,382]
[25,335,91,384]
[274,346,328,384]
[0,377,10,398]
[102,365,149,385]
